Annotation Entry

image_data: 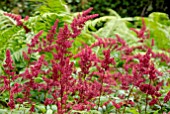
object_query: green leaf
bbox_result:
[36,105,46,113]
[127,108,139,114]
[46,109,53,114]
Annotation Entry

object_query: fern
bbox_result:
[25,12,72,33]
[28,0,69,14]
[85,16,139,46]
[85,11,170,51]
[0,11,29,74]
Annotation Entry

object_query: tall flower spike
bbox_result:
[130,18,150,41]
[164,91,170,103]
[46,19,59,43]
[71,8,98,38]
[4,13,22,26]
[91,35,117,48]
[27,30,43,54]
[3,49,14,75]
[82,7,93,16]
[4,12,31,33]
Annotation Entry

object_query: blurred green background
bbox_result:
[0,0,169,17]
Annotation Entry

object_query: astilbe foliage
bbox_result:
[1,9,170,114]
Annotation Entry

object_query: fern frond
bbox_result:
[28,0,69,14]
[0,10,30,74]
[25,12,72,33]
[85,16,139,46]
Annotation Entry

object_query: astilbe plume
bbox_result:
[130,18,150,42]
[4,12,30,33]
[8,7,98,113]
[3,50,14,76]
[164,91,170,103]
[0,50,22,109]
[73,46,100,110]
[71,7,98,38]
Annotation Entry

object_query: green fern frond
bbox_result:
[85,16,139,46]
[85,11,170,51]
[0,10,29,74]
[25,12,71,33]
[28,0,69,14]
[0,10,14,30]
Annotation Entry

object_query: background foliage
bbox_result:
[66,0,170,17]
[0,0,170,17]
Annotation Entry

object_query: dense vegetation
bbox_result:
[0,0,170,114]
[66,0,170,17]
[1,0,170,17]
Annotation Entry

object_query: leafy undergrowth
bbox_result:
[0,6,170,114]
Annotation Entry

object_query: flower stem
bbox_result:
[145,79,151,114]
[97,72,105,110]
[122,85,134,114]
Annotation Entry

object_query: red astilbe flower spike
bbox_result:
[148,62,158,80]
[3,49,14,76]
[112,101,122,109]
[4,13,22,26]
[71,8,98,38]
[152,52,170,64]
[24,16,29,21]
[101,49,115,70]
[46,19,59,43]
[11,83,22,94]
[27,30,43,54]
[139,84,156,95]
[2,50,22,109]
[30,104,35,112]
[149,98,158,106]
[22,51,30,61]
[4,12,30,33]
[82,7,93,16]
[139,48,151,69]
[74,45,98,76]
[7,99,15,109]
[8,83,22,109]
[72,81,100,110]
[116,34,126,47]
[164,91,170,103]
[56,24,72,50]
[91,35,117,48]
[130,18,150,42]
[44,98,54,106]
[28,30,43,48]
